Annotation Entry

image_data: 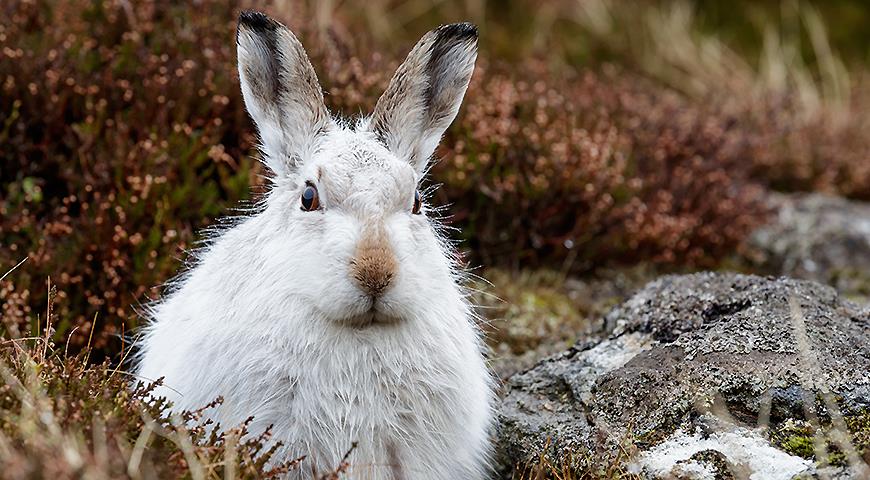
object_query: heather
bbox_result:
[2,0,870,477]
[0,0,812,351]
[1,0,256,354]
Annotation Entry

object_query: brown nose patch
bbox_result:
[350,225,397,297]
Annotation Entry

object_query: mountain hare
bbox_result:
[135,10,493,480]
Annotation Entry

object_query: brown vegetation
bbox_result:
[0,0,803,352]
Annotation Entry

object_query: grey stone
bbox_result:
[495,272,870,477]
[749,193,870,300]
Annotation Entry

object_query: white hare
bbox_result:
[135,10,493,480]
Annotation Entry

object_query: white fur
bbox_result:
[135,13,492,480]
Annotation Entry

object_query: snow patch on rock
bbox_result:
[635,423,812,480]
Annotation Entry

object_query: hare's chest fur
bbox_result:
[138,283,492,479]
[275,322,491,479]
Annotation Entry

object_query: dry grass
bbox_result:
[0,337,295,479]
[508,431,643,480]
[569,0,870,199]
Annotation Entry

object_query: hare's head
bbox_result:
[235,12,477,327]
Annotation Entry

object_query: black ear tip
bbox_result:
[437,22,479,42]
[238,10,278,32]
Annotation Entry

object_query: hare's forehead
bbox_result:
[311,131,417,194]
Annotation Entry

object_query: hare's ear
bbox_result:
[237,11,331,178]
[368,23,478,177]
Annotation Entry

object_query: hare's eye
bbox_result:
[412,190,422,215]
[301,184,320,211]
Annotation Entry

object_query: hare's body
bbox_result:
[136,11,492,480]
[137,207,491,478]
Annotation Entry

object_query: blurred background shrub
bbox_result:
[1,0,868,357]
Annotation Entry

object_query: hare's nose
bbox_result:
[350,224,397,298]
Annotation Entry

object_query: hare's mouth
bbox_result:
[343,302,402,328]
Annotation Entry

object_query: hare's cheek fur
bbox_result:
[136,11,492,480]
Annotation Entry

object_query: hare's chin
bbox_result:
[342,310,403,328]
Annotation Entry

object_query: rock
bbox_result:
[749,193,870,301]
[495,272,870,478]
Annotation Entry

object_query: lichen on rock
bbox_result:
[496,272,870,478]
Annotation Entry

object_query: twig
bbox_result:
[169,413,206,480]
[128,417,154,478]
[84,312,98,366]
[64,326,80,359]
[0,257,27,283]
[318,442,358,480]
